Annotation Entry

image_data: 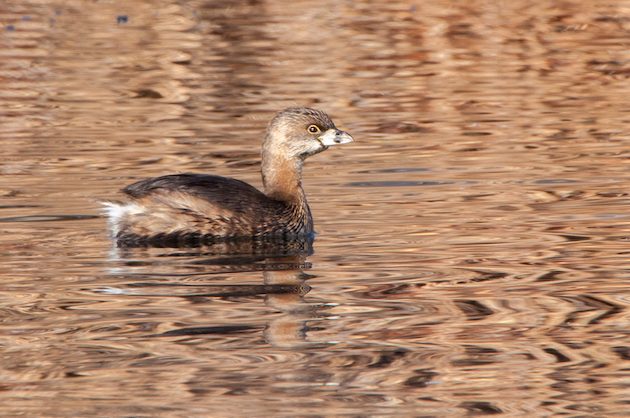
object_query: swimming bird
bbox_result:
[104,107,353,246]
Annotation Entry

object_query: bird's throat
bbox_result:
[262,152,304,203]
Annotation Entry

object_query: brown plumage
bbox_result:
[104,107,353,246]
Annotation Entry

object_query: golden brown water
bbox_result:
[2,0,630,416]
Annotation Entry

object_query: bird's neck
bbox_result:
[261,150,305,204]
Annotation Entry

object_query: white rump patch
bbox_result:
[100,201,144,237]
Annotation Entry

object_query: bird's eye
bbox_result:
[307,125,321,134]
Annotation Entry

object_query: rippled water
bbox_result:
[2,0,630,416]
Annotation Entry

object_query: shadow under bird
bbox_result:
[103,107,353,246]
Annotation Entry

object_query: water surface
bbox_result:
[1,0,629,416]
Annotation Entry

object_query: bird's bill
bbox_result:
[318,129,354,146]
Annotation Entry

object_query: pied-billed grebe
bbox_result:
[104,107,353,246]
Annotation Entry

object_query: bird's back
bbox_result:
[104,173,312,246]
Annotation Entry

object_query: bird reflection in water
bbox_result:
[103,237,331,347]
